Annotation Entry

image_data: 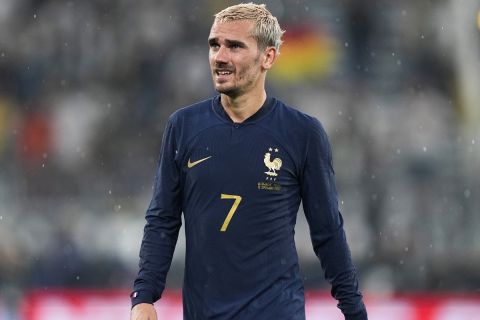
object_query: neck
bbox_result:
[220,89,267,123]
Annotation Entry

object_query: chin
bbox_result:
[215,85,240,97]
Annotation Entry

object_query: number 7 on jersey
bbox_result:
[220,194,242,232]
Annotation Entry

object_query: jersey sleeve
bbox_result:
[301,118,367,319]
[131,118,183,308]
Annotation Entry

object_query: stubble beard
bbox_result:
[215,83,241,98]
[212,54,261,98]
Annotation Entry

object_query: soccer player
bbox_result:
[130,3,367,320]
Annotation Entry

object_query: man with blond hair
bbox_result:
[130,3,367,319]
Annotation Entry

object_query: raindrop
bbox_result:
[33,13,37,19]
[108,190,112,195]
[344,42,349,47]
[422,146,427,152]
[464,189,471,199]
[76,276,80,280]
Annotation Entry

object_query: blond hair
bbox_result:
[214,3,285,52]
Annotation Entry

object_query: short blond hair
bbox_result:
[214,3,285,52]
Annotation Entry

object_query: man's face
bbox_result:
[208,20,265,97]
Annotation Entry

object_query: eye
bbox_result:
[208,40,220,50]
[228,42,243,49]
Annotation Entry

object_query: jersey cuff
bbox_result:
[344,308,368,320]
[130,290,155,308]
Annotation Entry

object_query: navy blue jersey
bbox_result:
[132,96,367,320]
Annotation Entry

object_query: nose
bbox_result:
[214,45,229,64]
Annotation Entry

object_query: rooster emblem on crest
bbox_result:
[264,148,282,176]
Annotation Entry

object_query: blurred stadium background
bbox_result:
[1,0,480,319]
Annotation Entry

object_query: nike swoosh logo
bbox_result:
[187,156,212,168]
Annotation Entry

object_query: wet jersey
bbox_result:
[132,96,367,320]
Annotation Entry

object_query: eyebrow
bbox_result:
[226,39,246,47]
[208,37,247,48]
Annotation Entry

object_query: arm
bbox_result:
[301,118,367,320]
[131,119,183,309]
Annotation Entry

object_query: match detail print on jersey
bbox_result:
[187,156,212,169]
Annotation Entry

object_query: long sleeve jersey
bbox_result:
[132,95,367,320]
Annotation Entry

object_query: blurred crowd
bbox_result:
[0,0,479,305]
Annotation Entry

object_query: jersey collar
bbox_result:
[212,95,275,124]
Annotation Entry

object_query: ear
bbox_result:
[261,47,278,71]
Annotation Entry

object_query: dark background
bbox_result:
[1,0,479,314]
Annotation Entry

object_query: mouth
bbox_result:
[213,69,233,85]
[215,70,233,76]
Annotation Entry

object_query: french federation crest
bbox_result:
[264,148,282,177]
[258,147,282,191]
